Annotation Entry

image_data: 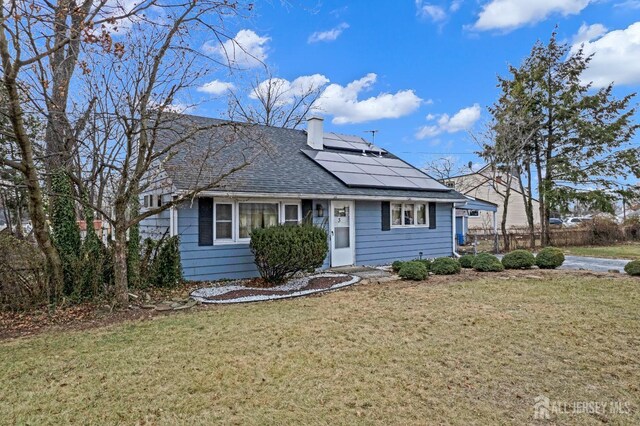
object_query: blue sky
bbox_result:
[191,0,640,178]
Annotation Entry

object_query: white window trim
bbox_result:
[211,199,301,245]
[214,199,235,243]
[282,202,302,225]
[390,202,430,229]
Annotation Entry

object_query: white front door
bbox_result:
[330,200,355,267]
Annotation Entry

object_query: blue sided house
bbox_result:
[139,114,469,281]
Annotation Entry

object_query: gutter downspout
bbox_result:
[452,204,460,258]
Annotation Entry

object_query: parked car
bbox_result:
[563,217,591,228]
[549,217,563,227]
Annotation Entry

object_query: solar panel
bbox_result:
[333,172,385,187]
[302,149,450,191]
[322,132,387,154]
[316,160,360,173]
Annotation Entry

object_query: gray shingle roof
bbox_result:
[154,113,467,201]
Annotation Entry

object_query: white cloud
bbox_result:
[308,22,350,43]
[197,80,235,95]
[571,22,640,88]
[416,1,447,21]
[450,0,463,12]
[473,0,591,32]
[250,74,330,106]
[314,73,422,124]
[573,23,607,44]
[204,29,270,68]
[615,0,640,9]
[415,104,481,139]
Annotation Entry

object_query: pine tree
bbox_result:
[495,31,639,245]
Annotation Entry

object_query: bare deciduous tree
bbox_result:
[228,72,327,129]
[72,1,262,305]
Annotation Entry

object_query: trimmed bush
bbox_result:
[472,253,504,272]
[458,254,476,268]
[250,224,328,284]
[391,260,405,273]
[398,261,428,281]
[624,260,640,276]
[414,258,432,271]
[536,247,565,269]
[431,257,461,275]
[501,250,536,269]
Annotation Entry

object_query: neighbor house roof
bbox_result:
[153,113,467,202]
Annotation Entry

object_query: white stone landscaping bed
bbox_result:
[190,273,361,304]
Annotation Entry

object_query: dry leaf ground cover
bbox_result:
[1,271,639,425]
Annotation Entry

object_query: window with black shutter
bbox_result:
[381,202,390,231]
[198,197,213,246]
[429,202,437,229]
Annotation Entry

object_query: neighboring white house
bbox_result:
[447,165,540,230]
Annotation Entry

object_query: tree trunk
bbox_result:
[502,181,512,251]
[113,223,130,307]
[1,70,64,300]
[534,139,547,246]
[518,164,536,248]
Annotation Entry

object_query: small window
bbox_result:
[239,203,279,239]
[143,195,149,208]
[215,203,233,240]
[157,195,162,207]
[444,180,456,189]
[284,204,300,226]
[391,203,429,228]
[469,210,479,217]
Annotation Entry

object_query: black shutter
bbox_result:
[198,197,213,246]
[381,201,391,231]
[428,202,437,229]
[301,199,313,224]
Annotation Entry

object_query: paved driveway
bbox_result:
[496,254,631,274]
[559,255,630,274]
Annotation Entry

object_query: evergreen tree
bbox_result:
[495,31,639,244]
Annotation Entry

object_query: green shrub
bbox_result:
[152,236,182,288]
[458,254,475,268]
[501,250,536,269]
[250,224,328,284]
[398,261,428,281]
[624,260,640,276]
[536,247,565,269]
[414,258,432,271]
[472,253,504,272]
[430,257,461,275]
[391,260,405,272]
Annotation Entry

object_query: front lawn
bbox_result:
[1,272,639,424]
[563,243,640,260]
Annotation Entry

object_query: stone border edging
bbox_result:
[190,273,361,304]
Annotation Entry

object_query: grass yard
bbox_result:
[1,272,639,425]
[563,243,640,260]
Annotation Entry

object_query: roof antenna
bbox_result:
[364,130,380,157]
